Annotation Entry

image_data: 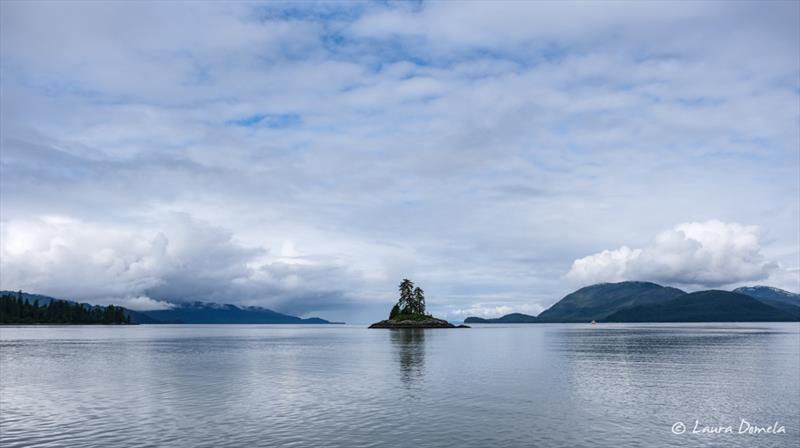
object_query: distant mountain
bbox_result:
[464,313,538,324]
[140,302,335,324]
[126,310,164,324]
[604,290,799,322]
[0,291,336,324]
[536,281,687,323]
[733,286,800,319]
[437,282,800,325]
[734,286,799,304]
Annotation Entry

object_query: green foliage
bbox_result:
[395,279,427,316]
[0,293,130,324]
[412,287,425,314]
[390,313,431,322]
[389,304,401,319]
[398,279,414,313]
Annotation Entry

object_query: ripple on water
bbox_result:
[1,323,798,448]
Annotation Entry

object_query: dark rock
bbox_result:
[369,317,465,329]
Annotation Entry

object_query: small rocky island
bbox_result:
[369,279,469,329]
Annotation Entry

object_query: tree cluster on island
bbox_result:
[388,279,430,321]
[0,291,131,324]
[369,279,467,328]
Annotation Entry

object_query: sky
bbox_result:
[1,1,798,323]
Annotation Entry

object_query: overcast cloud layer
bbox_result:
[1,1,798,322]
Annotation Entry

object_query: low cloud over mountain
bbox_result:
[0,214,365,316]
[566,220,797,291]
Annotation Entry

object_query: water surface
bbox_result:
[1,323,798,447]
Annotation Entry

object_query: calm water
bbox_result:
[1,323,798,447]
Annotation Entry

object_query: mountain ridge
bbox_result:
[143,301,337,324]
[732,286,800,319]
[535,281,687,322]
[0,291,339,325]
[464,313,538,324]
[465,282,799,323]
[604,290,796,322]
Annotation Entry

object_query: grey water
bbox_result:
[1,323,798,448]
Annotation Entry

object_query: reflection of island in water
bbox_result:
[390,329,426,386]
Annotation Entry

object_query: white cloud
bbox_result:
[0,214,366,314]
[351,1,712,48]
[447,303,546,320]
[566,220,797,290]
[101,295,176,311]
[0,2,797,319]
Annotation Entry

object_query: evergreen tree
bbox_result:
[0,293,131,325]
[398,279,414,313]
[389,304,401,319]
[413,287,426,315]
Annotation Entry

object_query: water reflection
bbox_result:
[546,324,800,446]
[548,326,785,360]
[1,324,797,448]
[390,329,426,387]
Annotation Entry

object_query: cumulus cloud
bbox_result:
[0,214,366,316]
[0,214,254,298]
[566,220,796,290]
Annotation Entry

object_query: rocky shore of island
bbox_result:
[369,316,469,329]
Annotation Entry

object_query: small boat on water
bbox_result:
[591,320,597,325]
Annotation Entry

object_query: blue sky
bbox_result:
[1,1,798,322]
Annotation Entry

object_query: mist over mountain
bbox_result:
[142,302,336,324]
[0,291,338,325]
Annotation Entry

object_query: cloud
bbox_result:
[351,1,713,50]
[103,296,176,311]
[447,303,546,320]
[1,2,798,319]
[0,214,253,298]
[0,214,367,316]
[566,220,796,290]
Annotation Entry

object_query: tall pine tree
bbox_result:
[398,279,414,314]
